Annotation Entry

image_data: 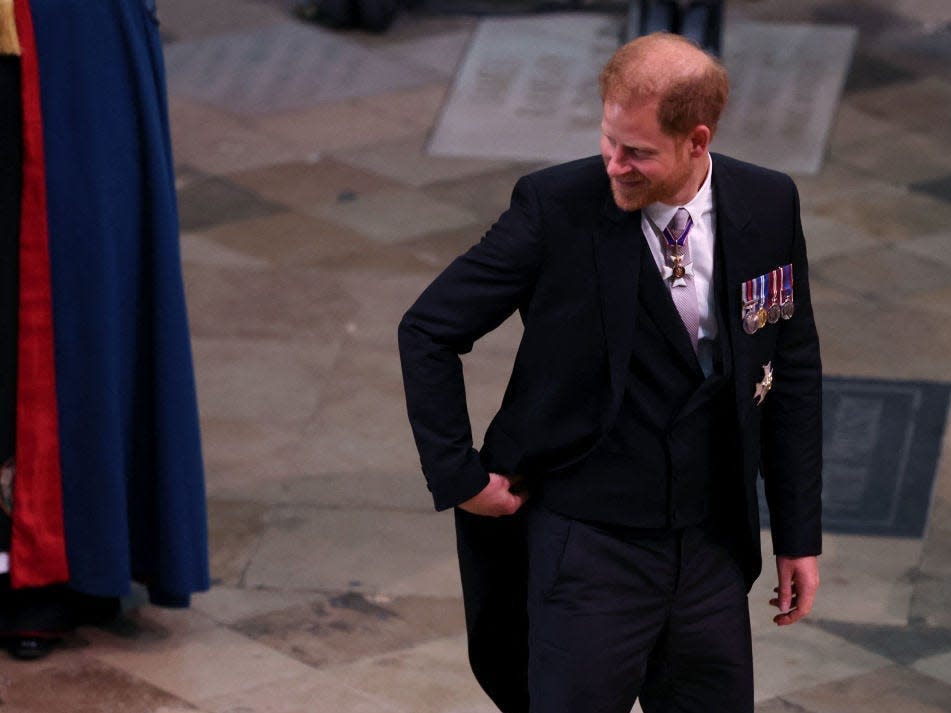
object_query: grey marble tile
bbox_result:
[751,621,892,701]
[851,77,951,144]
[169,96,307,175]
[896,232,951,269]
[154,0,286,40]
[913,651,951,687]
[206,499,270,586]
[178,176,284,232]
[318,635,498,713]
[811,182,951,244]
[313,187,480,243]
[232,593,464,668]
[254,99,426,156]
[242,506,459,597]
[195,212,375,268]
[780,664,951,713]
[832,132,951,185]
[334,134,511,188]
[911,174,951,205]
[182,263,357,340]
[843,52,919,93]
[192,336,339,424]
[85,624,315,705]
[810,247,949,300]
[800,213,878,263]
[227,159,403,215]
[812,620,951,665]
[0,655,197,713]
[199,669,406,713]
[816,302,951,382]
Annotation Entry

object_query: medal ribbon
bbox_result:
[661,214,694,249]
[781,263,793,298]
[769,268,780,306]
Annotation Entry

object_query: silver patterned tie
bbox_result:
[662,208,700,353]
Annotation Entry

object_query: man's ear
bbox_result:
[688,125,712,156]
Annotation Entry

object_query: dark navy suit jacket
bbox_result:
[398,153,822,712]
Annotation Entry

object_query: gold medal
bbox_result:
[756,308,768,329]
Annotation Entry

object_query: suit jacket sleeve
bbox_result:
[398,176,544,510]
[760,177,823,557]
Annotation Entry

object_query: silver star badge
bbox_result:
[753,361,773,406]
[661,261,694,288]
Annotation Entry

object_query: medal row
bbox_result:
[741,263,794,335]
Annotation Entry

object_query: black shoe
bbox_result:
[7,636,57,660]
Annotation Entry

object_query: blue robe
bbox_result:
[31,0,208,606]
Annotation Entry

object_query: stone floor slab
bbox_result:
[313,187,480,243]
[227,159,402,215]
[199,669,406,713]
[181,232,269,269]
[427,13,615,163]
[322,635,497,713]
[896,232,951,269]
[86,623,315,704]
[816,302,951,381]
[169,96,306,175]
[913,651,951,687]
[800,213,878,263]
[811,182,951,243]
[196,212,373,268]
[192,337,337,424]
[254,99,426,156]
[911,173,951,205]
[751,622,892,701]
[780,664,951,713]
[832,130,951,185]
[812,620,951,665]
[716,22,857,174]
[178,176,285,232]
[232,593,464,669]
[336,134,512,187]
[811,246,949,300]
[242,507,459,597]
[153,0,286,40]
[165,22,441,115]
[850,77,951,144]
[0,655,198,713]
[183,263,356,340]
[206,499,271,587]
[191,585,320,627]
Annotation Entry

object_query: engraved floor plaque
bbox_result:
[164,22,441,115]
[759,377,950,538]
[427,14,618,163]
[715,23,857,175]
[429,17,856,175]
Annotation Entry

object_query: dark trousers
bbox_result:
[526,505,753,713]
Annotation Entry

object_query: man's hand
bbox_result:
[459,472,529,517]
[771,555,819,626]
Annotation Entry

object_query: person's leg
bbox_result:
[639,527,754,713]
[527,506,679,713]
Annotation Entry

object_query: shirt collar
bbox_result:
[643,154,714,230]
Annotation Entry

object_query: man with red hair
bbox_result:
[401,32,822,713]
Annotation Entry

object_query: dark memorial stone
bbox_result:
[759,377,951,538]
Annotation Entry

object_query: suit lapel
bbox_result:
[711,156,755,412]
[593,195,641,409]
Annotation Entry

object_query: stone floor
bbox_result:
[3,0,951,711]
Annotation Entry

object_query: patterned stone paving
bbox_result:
[4,2,950,712]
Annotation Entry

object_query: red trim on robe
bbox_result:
[10,0,68,587]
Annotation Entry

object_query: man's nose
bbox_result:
[605,147,629,177]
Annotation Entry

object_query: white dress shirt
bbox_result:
[640,154,718,376]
